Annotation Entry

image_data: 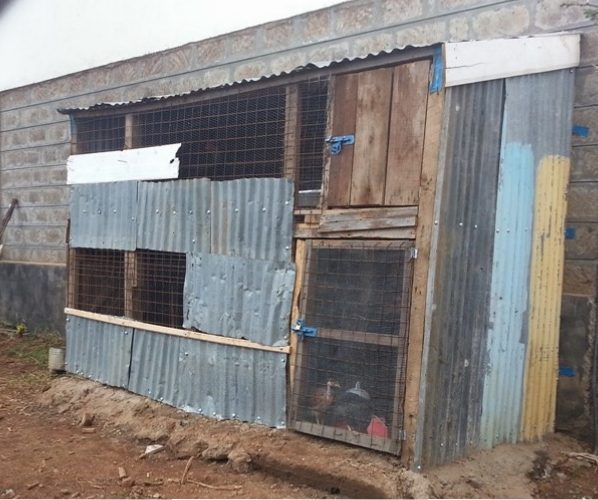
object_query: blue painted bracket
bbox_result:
[429,45,444,94]
[291,319,317,339]
[325,134,355,155]
[559,366,576,377]
[565,227,576,240]
[572,125,589,137]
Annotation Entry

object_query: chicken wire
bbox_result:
[290,240,414,454]
[73,78,329,207]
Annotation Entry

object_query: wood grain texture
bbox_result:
[385,61,430,205]
[283,85,301,181]
[289,239,306,395]
[351,68,393,206]
[400,88,445,466]
[327,74,358,207]
[319,206,417,233]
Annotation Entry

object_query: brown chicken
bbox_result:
[310,379,340,425]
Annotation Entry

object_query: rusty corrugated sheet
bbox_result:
[128,328,287,427]
[65,315,133,388]
[211,178,294,261]
[420,80,504,466]
[183,253,295,346]
[69,181,138,250]
[137,178,211,253]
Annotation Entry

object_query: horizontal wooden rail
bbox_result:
[65,307,291,354]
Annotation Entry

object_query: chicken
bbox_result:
[309,379,340,425]
[327,382,373,433]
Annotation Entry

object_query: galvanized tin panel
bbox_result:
[211,178,294,262]
[183,253,295,346]
[70,181,137,250]
[421,80,504,466]
[137,178,211,253]
[480,70,575,447]
[128,329,286,427]
[65,315,133,388]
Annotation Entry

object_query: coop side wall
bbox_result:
[417,69,575,467]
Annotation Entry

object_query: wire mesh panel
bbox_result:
[68,248,125,316]
[132,250,186,328]
[290,240,414,454]
[72,78,329,207]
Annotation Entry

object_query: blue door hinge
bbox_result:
[291,319,317,339]
[325,134,355,155]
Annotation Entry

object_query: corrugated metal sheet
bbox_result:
[523,155,571,440]
[137,178,211,253]
[65,315,133,388]
[70,181,137,250]
[421,80,504,466]
[480,70,575,447]
[211,178,294,262]
[183,253,295,346]
[128,328,287,427]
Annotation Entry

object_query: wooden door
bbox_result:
[289,240,414,454]
[326,60,431,208]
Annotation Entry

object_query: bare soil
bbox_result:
[1,330,596,499]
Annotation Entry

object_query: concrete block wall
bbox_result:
[0,1,596,334]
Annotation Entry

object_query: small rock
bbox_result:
[201,443,233,461]
[121,477,135,488]
[152,494,162,499]
[60,489,70,496]
[227,447,252,473]
[26,483,39,490]
[80,412,94,427]
[82,428,96,434]
[118,467,127,479]
[4,489,15,499]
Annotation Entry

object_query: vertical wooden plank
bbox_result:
[385,61,430,206]
[67,248,79,308]
[326,74,358,207]
[400,88,445,466]
[289,240,307,397]
[284,85,301,181]
[124,251,138,318]
[124,114,137,149]
[351,68,393,206]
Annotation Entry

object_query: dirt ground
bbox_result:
[1,330,597,499]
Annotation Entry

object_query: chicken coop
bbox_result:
[60,34,580,467]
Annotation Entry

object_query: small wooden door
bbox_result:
[326,60,431,208]
[289,240,414,454]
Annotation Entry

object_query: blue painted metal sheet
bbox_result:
[136,178,211,253]
[69,181,137,250]
[480,69,575,448]
[210,178,294,262]
[128,329,287,427]
[65,315,133,388]
[183,252,295,346]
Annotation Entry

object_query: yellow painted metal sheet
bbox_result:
[522,155,570,440]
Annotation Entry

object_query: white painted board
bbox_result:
[445,34,580,87]
[67,143,181,184]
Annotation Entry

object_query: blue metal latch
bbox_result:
[325,134,355,155]
[291,318,317,339]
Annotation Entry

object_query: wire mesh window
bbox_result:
[75,115,125,154]
[133,250,186,328]
[291,241,413,454]
[73,78,329,206]
[69,249,125,316]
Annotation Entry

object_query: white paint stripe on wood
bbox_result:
[66,143,181,184]
[445,34,580,87]
[64,307,290,354]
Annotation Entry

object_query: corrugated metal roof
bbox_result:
[137,178,211,253]
[69,181,138,250]
[66,315,133,388]
[128,328,287,427]
[421,79,504,466]
[183,253,295,346]
[211,178,294,262]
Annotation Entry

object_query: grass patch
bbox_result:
[4,330,65,368]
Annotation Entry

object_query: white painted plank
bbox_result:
[445,34,580,87]
[67,143,181,184]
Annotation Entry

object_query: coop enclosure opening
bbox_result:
[290,241,413,454]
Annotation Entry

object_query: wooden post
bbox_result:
[284,86,301,181]
[67,248,79,308]
[289,239,307,395]
[124,114,137,149]
[400,88,445,466]
[124,251,138,319]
